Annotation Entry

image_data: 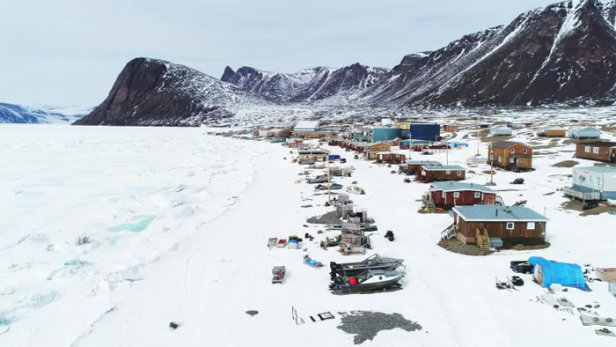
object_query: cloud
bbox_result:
[0,0,558,106]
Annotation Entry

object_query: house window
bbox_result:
[510,149,515,154]
[498,156,503,162]
[523,149,528,154]
[474,192,481,198]
[506,222,514,230]
[446,170,451,174]
[595,177,601,186]
[442,191,445,198]
[457,171,462,176]
[454,192,460,198]
[585,146,591,153]
[527,222,535,230]
[593,147,599,154]
[510,158,515,164]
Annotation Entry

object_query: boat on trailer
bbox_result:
[328,269,403,294]
[329,254,403,277]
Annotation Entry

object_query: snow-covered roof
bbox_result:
[294,121,320,131]
[574,166,616,175]
[406,160,441,166]
[453,206,548,222]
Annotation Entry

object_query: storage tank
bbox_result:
[409,124,440,141]
[372,128,402,142]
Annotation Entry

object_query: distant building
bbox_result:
[575,141,616,163]
[490,126,513,137]
[417,165,466,183]
[372,128,402,142]
[409,124,440,141]
[537,126,566,137]
[489,141,533,171]
[568,127,601,139]
[426,181,502,210]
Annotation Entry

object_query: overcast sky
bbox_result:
[1,0,558,107]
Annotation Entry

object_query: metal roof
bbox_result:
[452,206,548,222]
[429,182,495,193]
[422,165,465,171]
[576,141,616,147]
[574,166,616,175]
[406,160,441,165]
[490,141,527,149]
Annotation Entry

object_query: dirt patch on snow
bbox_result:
[553,160,579,168]
[337,311,422,345]
[562,200,616,216]
[438,238,492,256]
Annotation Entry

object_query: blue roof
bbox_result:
[453,206,548,222]
[574,166,616,175]
[429,182,495,193]
[423,165,465,171]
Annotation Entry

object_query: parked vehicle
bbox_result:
[340,158,347,163]
[307,175,328,184]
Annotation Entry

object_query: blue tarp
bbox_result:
[329,155,341,160]
[527,257,588,291]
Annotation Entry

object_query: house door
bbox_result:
[610,148,616,164]
[483,194,495,205]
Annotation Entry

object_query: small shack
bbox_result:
[575,141,616,163]
[416,165,466,183]
[297,150,329,164]
[537,126,566,137]
[443,124,458,132]
[489,141,533,171]
[527,257,588,291]
[451,205,548,246]
[564,166,616,201]
[427,182,500,209]
[376,152,406,164]
[568,127,601,139]
[490,126,513,137]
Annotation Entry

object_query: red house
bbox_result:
[427,181,502,209]
[416,165,466,183]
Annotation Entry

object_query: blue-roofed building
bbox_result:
[564,166,616,201]
[451,205,548,246]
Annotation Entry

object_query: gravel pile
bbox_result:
[306,211,341,225]
[337,311,422,345]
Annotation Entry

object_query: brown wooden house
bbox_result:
[488,141,533,170]
[404,160,442,175]
[575,141,616,163]
[416,165,466,183]
[365,142,392,159]
[537,127,566,137]
[442,124,458,132]
[376,152,406,164]
[428,182,501,209]
[451,206,548,246]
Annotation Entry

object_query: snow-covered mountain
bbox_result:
[361,0,616,107]
[0,103,90,124]
[221,64,388,104]
[74,58,274,126]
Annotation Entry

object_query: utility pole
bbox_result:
[327,157,331,203]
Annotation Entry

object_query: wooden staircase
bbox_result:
[475,228,490,252]
[422,193,436,213]
[495,196,505,206]
[441,224,457,240]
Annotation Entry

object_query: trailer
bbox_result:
[272,266,286,284]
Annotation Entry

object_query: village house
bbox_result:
[488,141,533,171]
[537,126,566,137]
[490,126,513,137]
[568,127,601,139]
[416,165,466,183]
[575,141,616,163]
[403,160,441,175]
[563,166,616,201]
[297,149,329,164]
[293,121,321,138]
[426,182,502,210]
[450,205,548,246]
[365,142,392,160]
[442,124,458,132]
[376,152,406,164]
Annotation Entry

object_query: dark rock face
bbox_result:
[221,63,388,103]
[74,58,270,126]
[363,0,616,107]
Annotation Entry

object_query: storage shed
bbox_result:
[372,128,402,142]
[451,205,548,246]
[537,126,566,137]
[490,126,513,136]
[568,127,601,139]
[563,166,616,201]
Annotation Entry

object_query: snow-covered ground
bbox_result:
[1,124,616,346]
